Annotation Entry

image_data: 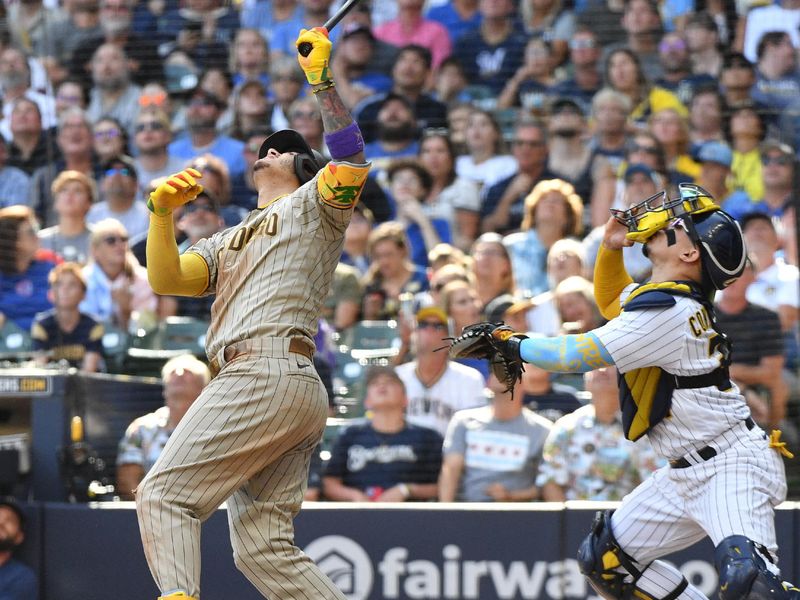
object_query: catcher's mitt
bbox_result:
[446,322,527,395]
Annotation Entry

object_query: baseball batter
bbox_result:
[471,185,799,600]
[135,28,369,600]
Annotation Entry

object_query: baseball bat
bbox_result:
[298,0,366,57]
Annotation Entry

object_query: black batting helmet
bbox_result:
[687,209,747,290]
[258,129,327,185]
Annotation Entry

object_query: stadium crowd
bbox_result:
[0,0,797,506]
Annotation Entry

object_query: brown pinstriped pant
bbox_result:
[136,338,347,599]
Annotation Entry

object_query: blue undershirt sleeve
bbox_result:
[518,332,615,372]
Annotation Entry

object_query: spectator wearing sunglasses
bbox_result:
[80,218,156,329]
[550,26,602,113]
[87,155,150,239]
[132,109,185,197]
[724,141,795,221]
[395,304,486,436]
[92,117,129,165]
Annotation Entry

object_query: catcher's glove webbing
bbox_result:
[446,322,527,395]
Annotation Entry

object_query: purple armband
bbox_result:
[324,122,364,160]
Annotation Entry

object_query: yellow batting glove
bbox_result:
[147,168,204,216]
[296,27,332,85]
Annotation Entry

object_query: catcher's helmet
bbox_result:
[687,209,747,290]
[258,129,327,185]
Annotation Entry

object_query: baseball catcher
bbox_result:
[452,183,799,600]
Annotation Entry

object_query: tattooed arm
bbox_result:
[313,83,366,165]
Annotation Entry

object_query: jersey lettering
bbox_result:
[688,307,711,337]
[227,214,280,252]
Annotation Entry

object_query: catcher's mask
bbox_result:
[258,129,327,185]
[612,183,746,290]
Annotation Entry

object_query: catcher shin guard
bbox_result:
[715,536,800,600]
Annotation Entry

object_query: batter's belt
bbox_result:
[209,337,314,378]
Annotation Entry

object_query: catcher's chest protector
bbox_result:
[617,280,731,441]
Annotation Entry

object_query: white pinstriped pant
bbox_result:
[136,339,347,599]
[611,423,788,568]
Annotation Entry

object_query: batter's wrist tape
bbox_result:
[312,80,336,94]
[324,122,364,160]
[146,196,171,216]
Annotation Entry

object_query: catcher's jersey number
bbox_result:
[228,214,279,252]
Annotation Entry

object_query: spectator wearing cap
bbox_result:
[685,12,723,77]
[0,498,37,599]
[0,136,30,210]
[395,304,486,436]
[550,26,602,113]
[752,31,800,114]
[584,163,660,283]
[742,0,800,64]
[38,171,96,265]
[654,32,716,106]
[132,109,185,197]
[439,371,552,502]
[504,178,583,297]
[330,23,394,108]
[87,155,149,240]
[28,108,97,228]
[80,218,157,329]
[354,45,448,145]
[363,94,421,168]
[724,141,794,221]
[324,366,443,502]
[546,99,595,209]
[696,141,748,208]
[497,38,557,111]
[480,119,554,234]
[729,103,767,202]
[425,0,482,43]
[374,0,452,69]
[266,56,306,133]
[451,0,528,96]
[85,43,142,136]
[168,87,246,180]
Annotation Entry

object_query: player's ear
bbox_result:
[679,245,700,264]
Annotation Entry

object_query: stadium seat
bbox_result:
[338,320,400,353]
[101,326,130,374]
[158,317,209,356]
[0,320,32,361]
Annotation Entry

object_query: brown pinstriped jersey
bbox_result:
[186,162,370,359]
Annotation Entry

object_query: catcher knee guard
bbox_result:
[715,536,800,600]
[577,510,642,600]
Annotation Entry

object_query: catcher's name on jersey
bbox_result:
[594,283,750,461]
[186,162,370,360]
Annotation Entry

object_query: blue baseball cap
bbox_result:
[697,141,732,167]
[624,163,657,182]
